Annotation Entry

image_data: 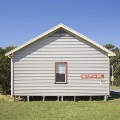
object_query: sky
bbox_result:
[0,0,120,48]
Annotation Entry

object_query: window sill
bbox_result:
[54,82,68,84]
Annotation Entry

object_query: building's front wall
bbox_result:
[13,32,109,96]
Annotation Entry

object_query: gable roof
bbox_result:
[5,23,116,57]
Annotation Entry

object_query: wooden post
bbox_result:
[74,96,76,102]
[61,96,63,101]
[12,95,15,102]
[104,94,107,101]
[27,96,29,102]
[11,58,13,98]
[57,96,59,101]
[18,96,21,100]
[43,96,45,101]
[89,96,92,101]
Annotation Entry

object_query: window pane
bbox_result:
[56,73,65,82]
[56,64,65,74]
[56,63,66,82]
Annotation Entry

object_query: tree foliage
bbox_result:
[104,44,120,86]
[0,46,16,94]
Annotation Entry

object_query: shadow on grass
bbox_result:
[110,91,120,100]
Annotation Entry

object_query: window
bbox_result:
[55,62,67,84]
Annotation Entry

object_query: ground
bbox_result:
[0,98,120,120]
[0,88,120,120]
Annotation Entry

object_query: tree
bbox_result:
[104,44,115,51]
[104,44,120,86]
[0,46,16,94]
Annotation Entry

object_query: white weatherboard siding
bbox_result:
[13,32,109,96]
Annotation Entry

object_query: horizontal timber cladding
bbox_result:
[13,33,109,96]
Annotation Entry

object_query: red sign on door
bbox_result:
[81,74,104,79]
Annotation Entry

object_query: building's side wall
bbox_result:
[13,32,109,96]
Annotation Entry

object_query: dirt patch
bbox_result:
[0,95,11,101]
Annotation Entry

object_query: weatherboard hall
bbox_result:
[6,24,115,101]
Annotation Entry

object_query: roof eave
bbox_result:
[108,53,116,57]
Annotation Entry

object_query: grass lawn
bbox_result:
[0,98,120,120]
[110,86,120,89]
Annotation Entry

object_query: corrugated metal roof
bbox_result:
[5,23,116,56]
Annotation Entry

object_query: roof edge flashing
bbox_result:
[108,53,116,57]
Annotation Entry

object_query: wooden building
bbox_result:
[6,24,115,101]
